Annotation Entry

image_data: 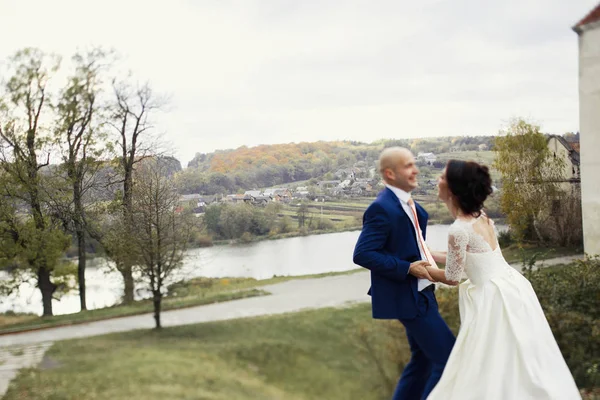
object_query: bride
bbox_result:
[425,160,580,400]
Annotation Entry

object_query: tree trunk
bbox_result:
[122,265,135,304]
[74,182,87,311]
[30,182,56,316]
[532,214,545,244]
[120,167,135,304]
[77,230,87,311]
[153,292,162,329]
[38,266,56,317]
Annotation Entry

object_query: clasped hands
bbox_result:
[409,260,437,281]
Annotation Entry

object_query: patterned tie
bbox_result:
[407,198,439,271]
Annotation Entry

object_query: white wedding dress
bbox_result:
[427,216,581,400]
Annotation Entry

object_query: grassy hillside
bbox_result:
[4,304,395,400]
[177,137,497,195]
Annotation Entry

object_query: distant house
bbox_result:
[417,152,437,164]
[178,194,205,208]
[573,3,600,255]
[547,135,580,185]
[263,188,292,199]
[294,191,310,199]
[478,144,489,151]
[251,195,272,205]
[318,180,341,189]
[295,186,308,192]
[339,179,352,189]
[334,168,355,179]
[224,194,245,203]
[244,190,262,197]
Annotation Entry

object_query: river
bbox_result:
[0,224,506,316]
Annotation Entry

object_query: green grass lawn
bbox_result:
[3,264,595,399]
[3,304,395,400]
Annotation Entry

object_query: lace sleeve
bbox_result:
[445,224,468,282]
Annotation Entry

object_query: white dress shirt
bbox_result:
[385,184,434,291]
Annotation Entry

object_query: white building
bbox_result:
[547,135,580,186]
[417,152,437,164]
[574,3,600,255]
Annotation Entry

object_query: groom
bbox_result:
[353,147,455,400]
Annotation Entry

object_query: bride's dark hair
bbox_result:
[445,160,493,217]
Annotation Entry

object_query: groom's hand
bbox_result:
[408,261,434,281]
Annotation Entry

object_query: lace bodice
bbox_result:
[445,216,501,282]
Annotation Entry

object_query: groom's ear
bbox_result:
[383,168,393,181]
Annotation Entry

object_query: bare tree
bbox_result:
[0,48,70,316]
[105,80,164,304]
[131,158,194,328]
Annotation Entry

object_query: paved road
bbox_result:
[0,254,583,397]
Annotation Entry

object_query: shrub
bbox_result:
[357,257,600,392]
[239,232,254,243]
[191,233,213,248]
[528,257,600,389]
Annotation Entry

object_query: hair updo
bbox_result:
[445,160,493,217]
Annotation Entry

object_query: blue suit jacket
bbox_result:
[353,187,429,319]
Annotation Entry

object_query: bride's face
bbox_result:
[438,169,451,201]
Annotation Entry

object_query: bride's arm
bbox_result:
[432,225,468,286]
[427,266,459,286]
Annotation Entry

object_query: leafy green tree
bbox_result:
[493,119,564,243]
[0,48,71,315]
[297,203,309,228]
[52,48,110,310]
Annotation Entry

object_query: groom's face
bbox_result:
[388,153,419,192]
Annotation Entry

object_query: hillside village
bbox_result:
[176,134,581,216]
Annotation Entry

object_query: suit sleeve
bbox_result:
[353,203,411,282]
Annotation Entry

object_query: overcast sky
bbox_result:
[0,0,597,165]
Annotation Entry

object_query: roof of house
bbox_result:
[548,135,580,165]
[179,194,201,201]
[573,2,600,33]
[571,142,580,153]
[263,188,288,194]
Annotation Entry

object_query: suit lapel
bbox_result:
[382,188,419,245]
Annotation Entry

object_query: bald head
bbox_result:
[378,147,419,192]
[378,147,413,175]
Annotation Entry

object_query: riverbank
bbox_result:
[0,269,364,335]
[0,241,581,335]
[211,224,362,246]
